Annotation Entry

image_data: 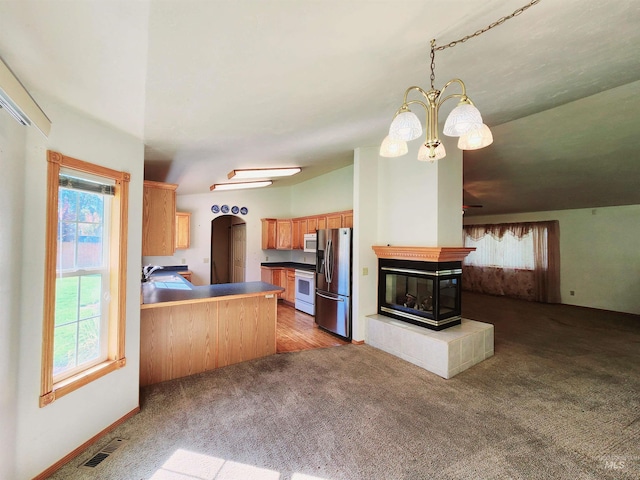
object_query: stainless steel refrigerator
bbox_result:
[315,228,352,340]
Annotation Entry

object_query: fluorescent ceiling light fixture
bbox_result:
[210,180,273,191]
[227,167,301,180]
[0,56,51,137]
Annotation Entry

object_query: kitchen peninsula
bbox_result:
[140,273,283,386]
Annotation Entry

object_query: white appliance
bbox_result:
[294,269,315,315]
[303,233,317,253]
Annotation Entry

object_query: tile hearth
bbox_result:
[366,314,494,379]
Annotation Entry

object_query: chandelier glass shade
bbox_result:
[389,108,423,141]
[380,135,408,157]
[457,123,493,150]
[442,101,483,136]
[417,142,446,162]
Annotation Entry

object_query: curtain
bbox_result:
[463,221,560,303]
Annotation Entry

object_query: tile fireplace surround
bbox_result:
[368,246,494,379]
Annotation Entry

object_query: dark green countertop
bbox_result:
[141,273,283,308]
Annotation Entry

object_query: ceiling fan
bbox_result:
[462,189,483,211]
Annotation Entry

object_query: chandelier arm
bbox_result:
[402,85,431,104]
[401,99,429,112]
[436,78,467,106]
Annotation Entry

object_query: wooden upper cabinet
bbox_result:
[341,211,353,228]
[306,217,318,234]
[175,212,191,250]
[317,216,327,230]
[261,219,277,250]
[276,219,292,250]
[292,219,302,250]
[326,213,342,229]
[142,180,178,256]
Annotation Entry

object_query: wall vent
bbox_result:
[80,438,127,469]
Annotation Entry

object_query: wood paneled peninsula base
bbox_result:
[140,275,283,386]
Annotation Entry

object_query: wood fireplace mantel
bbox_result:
[372,246,475,262]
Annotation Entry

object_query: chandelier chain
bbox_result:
[434,0,541,52]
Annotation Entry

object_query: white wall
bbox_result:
[13,97,144,479]
[0,110,26,480]
[352,147,380,342]
[464,205,640,315]
[377,137,463,246]
[290,165,354,217]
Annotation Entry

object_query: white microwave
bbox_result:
[303,233,317,253]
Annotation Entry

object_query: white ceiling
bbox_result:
[1,0,639,215]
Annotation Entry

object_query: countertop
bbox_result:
[141,272,283,308]
[260,262,316,272]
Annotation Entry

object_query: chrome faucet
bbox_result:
[142,264,164,282]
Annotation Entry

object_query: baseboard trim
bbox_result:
[33,406,140,480]
[351,339,365,345]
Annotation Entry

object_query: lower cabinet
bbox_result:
[261,266,295,305]
[285,269,296,304]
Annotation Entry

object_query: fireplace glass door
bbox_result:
[378,261,462,330]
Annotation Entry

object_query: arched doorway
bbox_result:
[210,215,246,284]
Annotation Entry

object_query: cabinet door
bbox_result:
[292,219,302,250]
[285,269,296,303]
[326,213,342,229]
[276,219,292,250]
[261,219,277,250]
[142,181,177,256]
[317,216,327,230]
[260,267,273,284]
[307,217,318,234]
[175,212,191,249]
[341,211,353,228]
[272,268,285,298]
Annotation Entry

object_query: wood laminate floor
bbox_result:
[276,303,349,353]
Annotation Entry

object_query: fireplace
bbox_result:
[372,246,475,331]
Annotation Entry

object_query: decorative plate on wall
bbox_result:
[221,204,229,213]
[240,207,248,215]
[211,205,220,214]
[231,206,239,214]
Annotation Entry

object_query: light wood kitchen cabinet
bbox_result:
[341,211,353,228]
[276,219,292,250]
[178,271,192,282]
[175,212,191,250]
[317,216,327,230]
[326,213,342,229]
[292,219,302,250]
[261,266,295,305]
[142,180,178,256]
[306,217,317,234]
[261,267,284,299]
[285,269,296,304]
[261,219,277,250]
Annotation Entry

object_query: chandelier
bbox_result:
[380,0,541,162]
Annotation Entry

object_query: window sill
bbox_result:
[40,357,126,407]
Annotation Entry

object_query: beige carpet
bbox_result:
[48,293,640,479]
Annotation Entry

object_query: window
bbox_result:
[41,150,130,407]
[462,221,560,303]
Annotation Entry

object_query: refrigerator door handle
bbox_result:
[325,237,333,284]
[316,291,344,302]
